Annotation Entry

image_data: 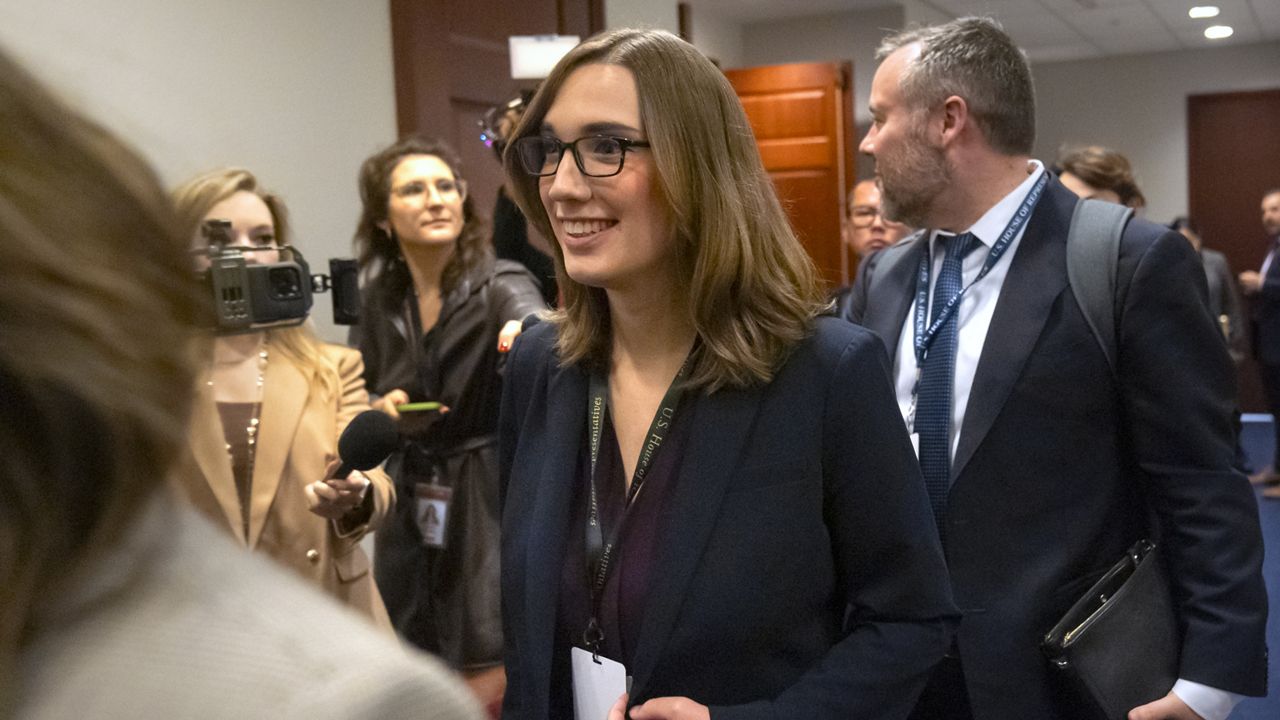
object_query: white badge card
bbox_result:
[571,647,627,720]
[414,482,452,548]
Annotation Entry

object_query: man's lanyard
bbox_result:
[905,171,1048,433]
[581,356,692,658]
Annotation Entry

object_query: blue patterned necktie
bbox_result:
[916,232,978,545]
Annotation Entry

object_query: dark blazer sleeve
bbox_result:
[713,327,958,719]
[1115,228,1268,695]
[843,249,880,324]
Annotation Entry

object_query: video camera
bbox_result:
[196,219,360,334]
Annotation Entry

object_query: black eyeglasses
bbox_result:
[513,135,650,178]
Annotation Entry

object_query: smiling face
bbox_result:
[382,154,466,250]
[860,45,950,229]
[537,63,674,294]
[199,190,279,267]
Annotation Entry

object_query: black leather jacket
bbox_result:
[351,257,545,667]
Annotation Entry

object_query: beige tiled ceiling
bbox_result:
[694,0,1280,60]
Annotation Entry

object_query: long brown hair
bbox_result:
[503,29,827,392]
[171,167,339,398]
[0,47,201,689]
[354,137,492,311]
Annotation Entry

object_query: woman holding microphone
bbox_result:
[172,168,393,627]
[497,28,956,720]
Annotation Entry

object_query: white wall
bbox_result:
[1032,40,1280,223]
[0,0,398,342]
[738,6,905,130]
[605,0,680,33]
[689,6,744,68]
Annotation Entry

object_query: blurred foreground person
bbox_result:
[500,28,955,720]
[0,47,480,720]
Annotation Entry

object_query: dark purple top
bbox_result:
[550,397,695,714]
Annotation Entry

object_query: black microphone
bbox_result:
[333,410,399,479]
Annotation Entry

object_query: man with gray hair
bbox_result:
[848,17,1266,720]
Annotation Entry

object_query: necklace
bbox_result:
[208,337,269,473]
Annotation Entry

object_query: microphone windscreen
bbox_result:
[337,410,400,471]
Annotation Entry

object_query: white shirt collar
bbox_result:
[951,160,1046,249]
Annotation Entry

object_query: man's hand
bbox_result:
[1239,270,1261,294]
[1128,691,1205,720]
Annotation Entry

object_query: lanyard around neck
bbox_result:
[581,354,692,655]
[911,171,1048,366]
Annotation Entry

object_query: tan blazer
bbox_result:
[174,343,394,628]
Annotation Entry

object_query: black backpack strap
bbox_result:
[1066,198,1132,377]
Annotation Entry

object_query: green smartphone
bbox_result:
[396,401,445,413]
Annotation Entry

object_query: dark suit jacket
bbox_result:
[1199,248,1246,360]
[845,179,1268,719]
[1250,238,1280,365]
[498,318,958,719]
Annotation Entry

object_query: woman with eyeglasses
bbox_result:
[350,137,545,715]
[499,29,957,720]
[171,168,394,627]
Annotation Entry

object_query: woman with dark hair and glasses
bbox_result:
[499,28,956,720]
[351,137,545,715]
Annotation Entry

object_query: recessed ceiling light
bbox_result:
[1204,25,1234,39]
[1189,6,1220,19]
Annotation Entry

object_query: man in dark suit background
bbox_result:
[1240,189,1280,493]
[847,17,1267,720]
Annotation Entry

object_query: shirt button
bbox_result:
[306,549,320,563]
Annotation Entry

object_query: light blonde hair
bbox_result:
[0,47,201,693]
[503,29,827,391]
[172,168,339,398]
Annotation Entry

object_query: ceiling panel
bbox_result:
[1026,42,1105,61]
[997,11,1094,48]
[926,0,1039,16]
[1248,0,1280,39]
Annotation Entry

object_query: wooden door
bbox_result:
[390,0,603,217]
[725,61,856,287]
[1188,88,1280,412]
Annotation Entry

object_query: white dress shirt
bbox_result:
[893,161,1045,459]
[890,160,1240,720]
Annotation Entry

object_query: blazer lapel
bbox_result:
[866,233,929,358]
[522,356,586,710]
[627,384,762,700]
[189,377,247,542]
[247,356,308,549]
[951,184,1075,480]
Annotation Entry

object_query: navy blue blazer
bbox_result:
[498,317,958,719]
[845,179,1269,718]
[1251,237,1280,365]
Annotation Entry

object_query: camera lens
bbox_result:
[268,267,302,299]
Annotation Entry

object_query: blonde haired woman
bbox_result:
[171,168,393,626]
[498,28,956,719]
